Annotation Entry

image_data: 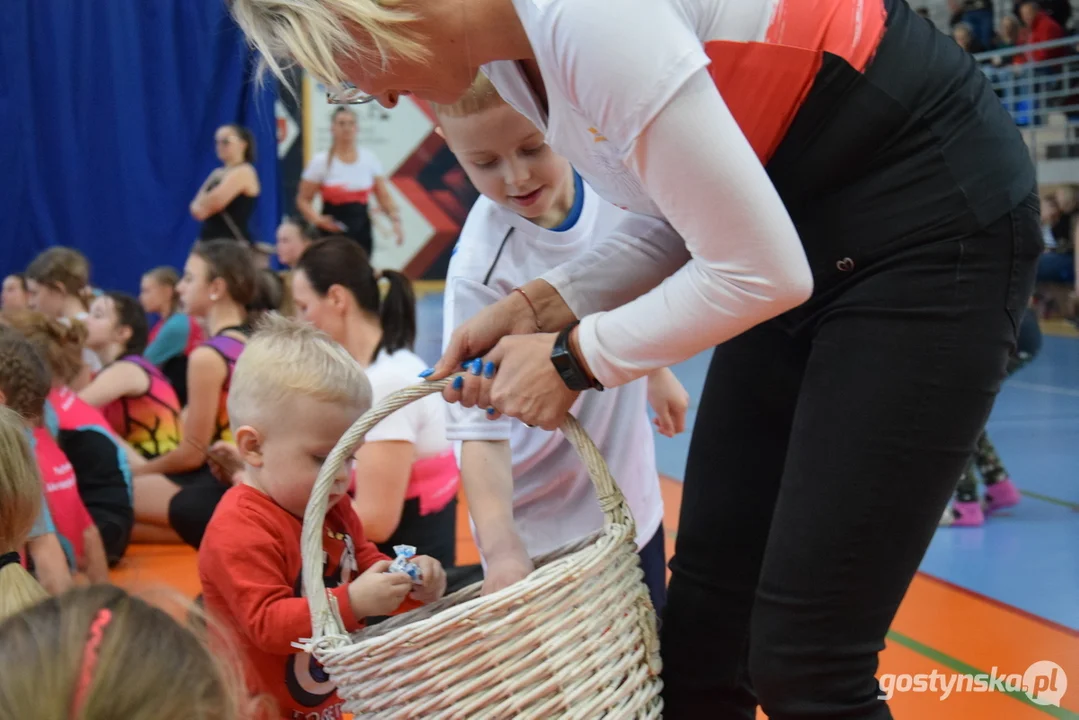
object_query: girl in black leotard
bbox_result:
[190,125,261,245]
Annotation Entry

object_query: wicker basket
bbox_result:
[299,377,663,718]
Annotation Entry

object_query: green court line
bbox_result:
[886,630,1078,718]
[1021,490,1079,511]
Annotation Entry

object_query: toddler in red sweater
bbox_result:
[198,314,446,719]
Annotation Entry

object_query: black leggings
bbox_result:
[661,203,1041,719]
[167,466,228,549]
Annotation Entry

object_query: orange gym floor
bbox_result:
[110,475,1079,719]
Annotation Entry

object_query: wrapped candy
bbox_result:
[387,544,422,583]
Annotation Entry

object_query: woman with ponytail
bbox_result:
[190,124,261,245]
[290,237,457,566]
[0,404,49,620]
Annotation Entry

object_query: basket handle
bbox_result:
[300,375,636,643]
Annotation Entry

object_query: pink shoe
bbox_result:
[940,501,985,527]
[985,478,1021,513]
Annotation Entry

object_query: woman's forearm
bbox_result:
[570,70,812,387]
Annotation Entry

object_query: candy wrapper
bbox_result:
[387,544,422,583]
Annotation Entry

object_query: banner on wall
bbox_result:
[302,74,478,277]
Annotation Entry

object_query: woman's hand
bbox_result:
[392,217,404,246]
[443,334,580,431]
[315,214,343,233]
[428,291,541,382]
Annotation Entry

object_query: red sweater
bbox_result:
[1028,12,1068,62]
[199,484,414,719]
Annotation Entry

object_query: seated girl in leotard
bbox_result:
[80,292,183,460]
[140,266,205,406]
[290,237,459,566]
[3,310,136,566]
[132,240,255,549]
[0,327,107,582]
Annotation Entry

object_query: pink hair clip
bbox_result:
[70,608,113,719]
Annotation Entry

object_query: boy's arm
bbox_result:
[200,520,363,655]
[461,440,534,594]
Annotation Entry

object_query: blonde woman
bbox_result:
[229,1,1041,717]
[297,106,404,257]
[0,405,49,621]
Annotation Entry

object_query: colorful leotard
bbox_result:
[101,355,183,459]
[201,333,247,445]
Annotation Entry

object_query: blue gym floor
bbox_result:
[415,291,1079,631]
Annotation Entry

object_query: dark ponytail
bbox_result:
[295,237,416,356]
[376,270,416,355]
[104,292,149,357]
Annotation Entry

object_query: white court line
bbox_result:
[1008,381,1079,398]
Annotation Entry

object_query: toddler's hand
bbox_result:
[409,556,447,603]
[348,560,413,618]
[647,368,690,438]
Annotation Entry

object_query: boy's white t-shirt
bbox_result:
[364,348,450,459]
[443,177,664,558]
[301,149,384,206]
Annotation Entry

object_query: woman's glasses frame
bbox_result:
[326,82,377,105]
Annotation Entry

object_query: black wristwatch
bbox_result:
[551,321,604,392]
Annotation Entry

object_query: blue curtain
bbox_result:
[0,1,279,293]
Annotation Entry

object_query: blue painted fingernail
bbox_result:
[470,358,483,375]
[418,368,434,378]
[484,361,496,379]
[486,407,496,415]
[452,376,463,391]
[461,361,471,369]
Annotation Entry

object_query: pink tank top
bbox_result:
[32,426,93,561]
[348,449,460,517]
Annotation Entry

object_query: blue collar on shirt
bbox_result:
[549,171,585,233]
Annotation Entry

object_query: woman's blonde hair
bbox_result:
[0,585,254,720]
[2,309,86,387]
[0,404,47,622]
[228,0,426,87]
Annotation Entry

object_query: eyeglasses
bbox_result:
[326,82,377,105]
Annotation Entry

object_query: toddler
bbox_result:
[199,314,446,719]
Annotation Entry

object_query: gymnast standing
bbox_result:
[231,1,1041,717]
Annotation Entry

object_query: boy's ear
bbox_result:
[434,126,445,140]
[234,426,264,467]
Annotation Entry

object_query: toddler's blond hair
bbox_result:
[227,312,372,430]
[430,72,507,119]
